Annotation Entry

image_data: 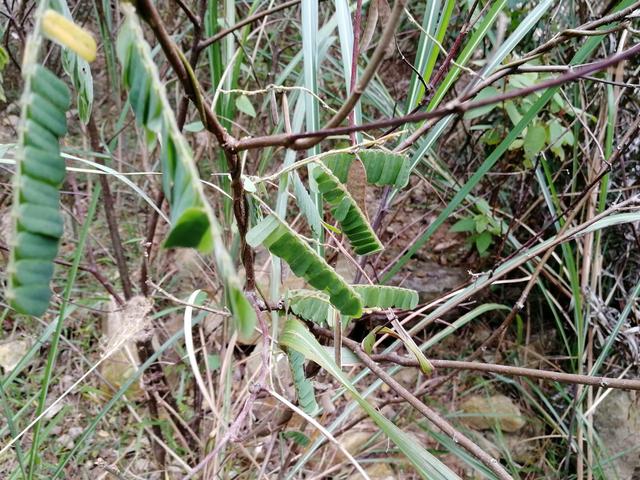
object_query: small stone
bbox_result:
[459,394,526,432]
[0,338,30,373]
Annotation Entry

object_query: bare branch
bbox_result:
[235,42,640,151]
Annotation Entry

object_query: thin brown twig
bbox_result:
[196,0,302,52]
[86,115,135,300]
[290,0,408,151]
[235,42,640,151]
[370,356,640,391]
[175,0,200,28]
[350,344,513,480]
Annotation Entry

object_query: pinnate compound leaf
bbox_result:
[287,285,418,325]
[246,215,363,317]
[7,51,70,316]
[116,5,255,339]
[312,162,382,255]
[287,349,319,415]
[322,149,411,189]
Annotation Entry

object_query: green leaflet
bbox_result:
[312,162,382,255]
[287,349,319,415]
[246,215,362,317]
[354,284,418,310]
[280,319,461,480]
[288,285,419,325]
[288,289,335,325]
[116,5,255,339]
[6,65,70,316]
[323,149,411,189]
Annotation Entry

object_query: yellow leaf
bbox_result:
[42,9,97,62]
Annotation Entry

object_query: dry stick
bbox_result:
[174,0,200,27]
[181,309,271,480]
[370,356,640,391]
[235,42,640,151]
[197,0,302,52]
[350,345,513,480]
[86,116,135,300]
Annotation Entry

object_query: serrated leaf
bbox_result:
[235,94,256,117]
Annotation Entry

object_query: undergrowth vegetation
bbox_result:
[0,0,639,478]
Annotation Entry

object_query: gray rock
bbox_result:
[594,390,640,480]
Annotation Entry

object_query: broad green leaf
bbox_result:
[282,430,311,447]
[235,94,256,117]
[313,162,383,255]
[286,285,419,325]
[450,217,475,233]
[246,215,363,316]
[475,231,492,254]
[523,123,546,160]
[280,319,461,480]
[463,86,499,120]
